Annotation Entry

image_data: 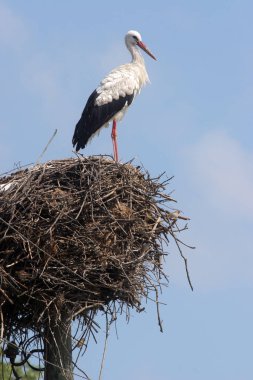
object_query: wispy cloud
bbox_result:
[0,2,27,49]
[22,53,61,103]
[186,129,253,219]
[173,130,253,291]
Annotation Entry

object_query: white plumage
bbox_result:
[72,30,156,161]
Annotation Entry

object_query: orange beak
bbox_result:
[137,41,157,60]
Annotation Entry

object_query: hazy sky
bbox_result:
[1,1,253,379]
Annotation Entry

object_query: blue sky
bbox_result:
[1,1,253,379]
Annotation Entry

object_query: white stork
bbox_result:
[72,30,156,161]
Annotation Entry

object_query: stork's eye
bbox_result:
[132,36,138,42]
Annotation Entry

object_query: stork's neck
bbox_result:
[129,45,145,65]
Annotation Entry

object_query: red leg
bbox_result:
[111,120,119,162]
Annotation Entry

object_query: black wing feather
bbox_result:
[72,90,134,151]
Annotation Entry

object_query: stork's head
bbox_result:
[125,30,156,60]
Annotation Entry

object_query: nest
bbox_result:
[0,156,189,356]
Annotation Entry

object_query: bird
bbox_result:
[72,30,156,161]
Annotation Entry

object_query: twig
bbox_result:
[155,287,163,333]
[172,230,194,291]
[98,314,110,380]
[35,129,58,165]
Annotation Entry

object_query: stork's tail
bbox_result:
[72,119,90,152]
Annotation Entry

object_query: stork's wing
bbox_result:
[72,90,134,151]
[72,68,138,151]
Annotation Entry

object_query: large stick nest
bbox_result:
[0,156,188,344]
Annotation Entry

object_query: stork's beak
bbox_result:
[137,41,157,60]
